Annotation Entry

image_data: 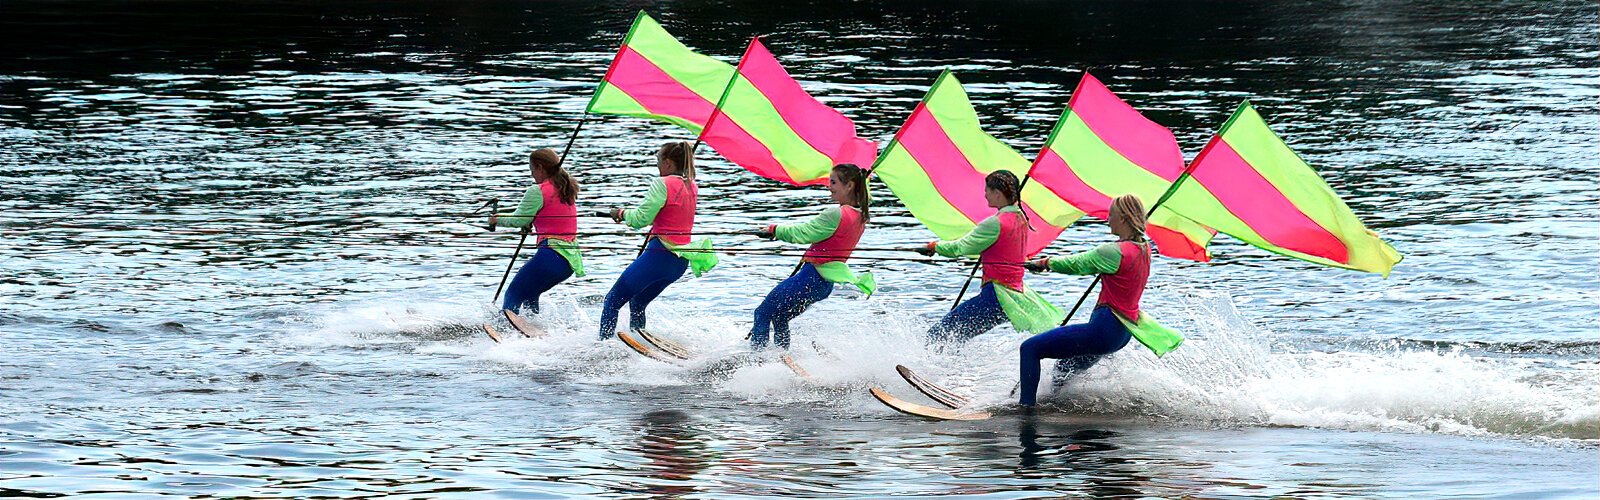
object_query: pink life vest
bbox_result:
[535,180,577,242]
[979,210,1028,290]
[650,175,697,245]
[802,205,865,264]
[1097,241,1151,322]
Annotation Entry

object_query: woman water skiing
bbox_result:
[916,170,1062,343]
[1017,194,1183,406]
[490,148,584,315]
[598,141,718,340]
[748,164,877,350]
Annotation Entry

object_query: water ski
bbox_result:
[617,331,680,364]
[636,329,694,360]
[781,354,814,380]
[869,387,991,421]
[896,364,970,409]
[502,310,544,338]
[481,324,506,344]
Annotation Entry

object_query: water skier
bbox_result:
[598,141,719,340]
[916,170,1063,343]
[749,164,877,350]
[1018,194,1182,406]
[491,148,584,315]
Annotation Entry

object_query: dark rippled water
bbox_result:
[2,0,1597,497]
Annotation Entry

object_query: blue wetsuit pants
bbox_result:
[926,283,1009,343]
[501,240,575,314]
[749,263,835,350]
[598,238,689,339]
[1018,306,1133,406]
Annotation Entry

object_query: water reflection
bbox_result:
[1012,416,1152,496]
[630,410,711,496]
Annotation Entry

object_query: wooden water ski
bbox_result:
[896,365,971,409]
[637,329,694,360]
[502,310,544,338]
[481,324,506,344]
[869,387,991,421]
[780,354,813,380]
[617,331,679,364]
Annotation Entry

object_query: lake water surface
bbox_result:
[2,0,1597,497]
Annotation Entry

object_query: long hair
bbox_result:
[1109,194,1148,243]
[529,148,577,205]
[832,163,870,223]
[657,141,696,181]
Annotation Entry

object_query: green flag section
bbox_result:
[872,70,1083,255]
[1167,101,1403,275]
[585,11,735,133]
[1027,73,1215,262]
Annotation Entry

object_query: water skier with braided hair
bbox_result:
[916,170,1064,343]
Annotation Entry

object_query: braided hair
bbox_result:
[984,169,1035,237]
[985,170,1021,205]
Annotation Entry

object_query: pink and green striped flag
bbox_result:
[585,11,734,133]
[699,37,877,186]
[1027,72,1215,262]
[1166,101,1403,275]
[873,70,1084,255]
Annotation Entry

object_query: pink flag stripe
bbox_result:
[1030,148,1112,217]
[895,104,994,224]
[1190,137,1350,263]
[739,40,877,167]
[1033,148,1209,261]
[700,111,803,184]
[1066,73,1186,181]
[1148,225,1208,261]
[605,45,717,129]
[1019,203,1064,256]
[597,44,628,92]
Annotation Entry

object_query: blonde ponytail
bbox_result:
[656,140,696,181]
